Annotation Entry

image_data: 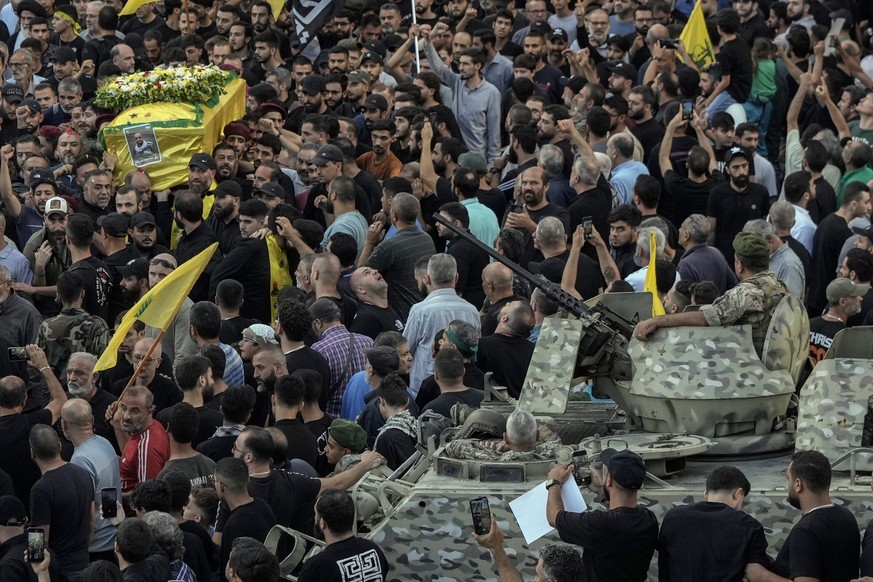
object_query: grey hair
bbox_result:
[143,511,185,562]
[69,352,98,370]
[11,49,33,65]
[535,216,565,248]
[444,319,479,352]
[636,226,665,259]
[267,67,293,88]
[506,409,537,451]
[813,129,841,163]
[683,214,710,244]
[538,144,565,176]
[531,287,559,316]
[640,216,669,240]
[743,218,776,237]
[427,253,456,286]
[0,264,12,284]
[573,155,600,186]
[768,201,796,231]
[392,192,420,224]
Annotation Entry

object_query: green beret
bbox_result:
[328,419,367,454]
[733,232,769,260]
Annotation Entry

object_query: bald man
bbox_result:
[111,338,182,412]
[312,253,357,327]
[476,301,536,398]
[62,398,122,562]
[480,263,521,336]
[145,253,198,361]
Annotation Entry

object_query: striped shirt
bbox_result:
[312,325,374,417]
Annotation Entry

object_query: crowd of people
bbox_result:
[0,0,869,577]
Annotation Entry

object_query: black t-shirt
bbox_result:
[502,203,571,268]
[30,463,94,575]
[349,303,404,340]
[68,255,111,322]
[773,505,860,581]
[416,363,485,410]
[375,426,417,470]
[808,316,845,366]
[0,409,53,510]
[297,536,388,582]
[180,519,217,572]
[530,249,605,300]
[533,63,564,104]
[285,347,332,411]
[476,334,535,399]
[196,434,236,462]
[481,295,522,337]
[657,501,769,582]
[422,388,484,417]
[219,315,258,347]
[809,214,851,312]
[861,518,873,576]
[447,235,489,309]
[477,188,507,221]
[556,506,659,582]
[718,37,753,103]
[568,184,612,244]
[706,181,770,264]
[810,177,837,224]
[220,498,277,579]
[273,418,319,467]
[248,469,320,533]
[630,118,665,166]
[156,402,223,447]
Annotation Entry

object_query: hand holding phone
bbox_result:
[470,497,491,536]
[101,488,118,519]
[681,100,694,121]
[582,217,593,239]
[26,528,45,562]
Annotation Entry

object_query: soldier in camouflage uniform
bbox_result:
[37,270,110,379]
[635,232,788,357]
[444,409,563,461]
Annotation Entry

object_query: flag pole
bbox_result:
[123,329,166,392]
[411,0,420,74]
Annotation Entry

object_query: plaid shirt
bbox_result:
[312,325,374,416]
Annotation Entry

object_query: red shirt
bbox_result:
[120,420,170,493]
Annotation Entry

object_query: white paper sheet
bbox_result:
[509,480,588,545]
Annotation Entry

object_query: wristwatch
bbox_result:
[545,479,562,490]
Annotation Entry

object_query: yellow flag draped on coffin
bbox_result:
[644,230,666,317]
[679,0,715,70]
[95,243,219,372]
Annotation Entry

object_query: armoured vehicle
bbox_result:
[268,218,873,581]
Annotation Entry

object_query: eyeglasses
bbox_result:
[149,258,175,270]
[9,62,29,68]
[131,354,153,364]
[232,444,251,456]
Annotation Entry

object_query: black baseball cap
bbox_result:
[300,75,327,95]
[2,85,23,104]
[119,257,149,279]
[608,62,638,80]
[600,448,646,490]
[189,153,216,171]
[97,212,130,237]
[363,94,388,111]
[53,46,77,64]
[255,182,284,199]
[724,146,753,165]
[130,211,157,228]
[215,180,242,198]
[311,144,344,166]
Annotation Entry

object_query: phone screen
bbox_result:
[582,217,593,239]
[7,347,27,361]
[681,100,693,120]
[101,488,118,519]
[27,528,44,562]
[470,497,491,535]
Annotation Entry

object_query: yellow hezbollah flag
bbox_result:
[644,230,666,317]
[267,233,293,321]
[679,0,715,70]
[119,0,150,16]
[95,243,219,372]
[268,0,283,19]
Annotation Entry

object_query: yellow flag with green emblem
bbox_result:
[644,230,666,317]
[679,0,715,70]
[94,243,218,372]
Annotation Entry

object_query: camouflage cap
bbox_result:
[732,232,769,260]
[826,277,868,302]
[600,448,646,490]
[328,418,367,453]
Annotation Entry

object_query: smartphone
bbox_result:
[7,347,27,361]
[469,497,491,535]
[510,202,523,214]
[661,38,678,49]
[101,488,118,519]
[681,100,694,121]
[582,217,593,239]
[26,528,44,562]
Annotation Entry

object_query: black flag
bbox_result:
[292,0,345,49]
